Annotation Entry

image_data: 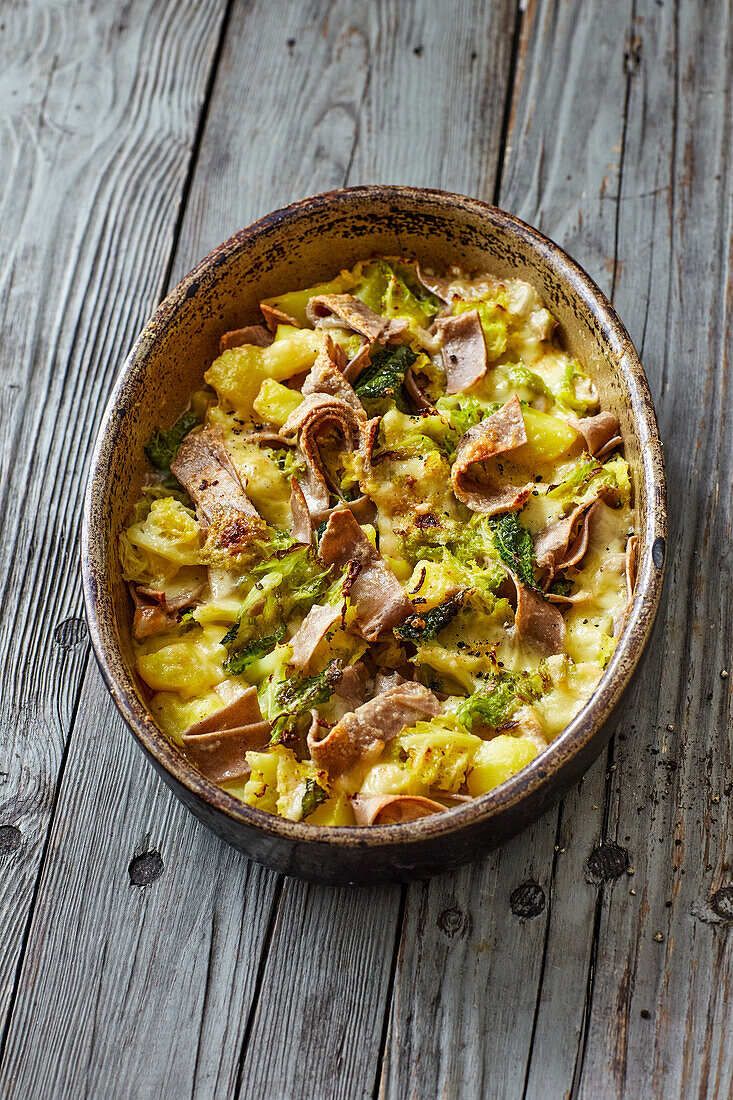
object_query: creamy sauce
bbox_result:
[119,257,635,826]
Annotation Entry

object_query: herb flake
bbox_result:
[301,778,329,819]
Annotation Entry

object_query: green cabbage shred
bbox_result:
[454,670,544,732]
[270,660,343,744]
[395,594,464,641]
[223,626,287,674]
[144,410,199,479]
[489,513,537,589]
[354,345,418,415]
[301,778,329,818]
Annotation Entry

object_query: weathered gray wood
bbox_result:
[577,1,733,1094]
[507,1,640,1094]
[345,0,516,195]
[237,880,400,1100]
[2,0,730,1095]
[229,2,520,1095]
[379,2,636,1096]
[0,1,516,1096]
[2,675,277,1099]
[171,0,373,280]
[521,1,733,1094]
[385,826,553,1099]
[0,0,229,1038]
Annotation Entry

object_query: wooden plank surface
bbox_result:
[0,0,229,1039]
[0,2,517,1097]
[505,1,635,1094]
[1,0,731,1096]
[344,0,517,194]
[232,3,521,1097]
[0,690,278,1099]
[378,2,634,1096]
[578,1,733,1094]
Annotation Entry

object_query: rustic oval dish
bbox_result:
[82,186,666,884]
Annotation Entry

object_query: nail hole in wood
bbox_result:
[710,887,733,921]
[0,825,22,854]
[510,881,546,919]
[587,842,629,882]
[128,850,164,887]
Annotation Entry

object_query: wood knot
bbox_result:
[587,842,629,882]
[510,880,546,919]
[128,850,164,887]
[437,905,472,939]
[53,617,88,649]
[0,825,22,854]
[710,887,733,921]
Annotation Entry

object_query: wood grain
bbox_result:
[378,2,634,1094]
[237,880,402,1100]
[0,0,229,1040]
[2,680,278,1098]
[384,829,554,1099]
[578,1,733,1094]
[507,2,639,1094]
[344,0,517,196]
[1,0,731,1095]
[171,0,373,280]
[0,1,518,1097]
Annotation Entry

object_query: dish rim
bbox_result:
[81,183,667,849]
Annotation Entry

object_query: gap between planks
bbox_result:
[0,4,522,1098]
[0,0,235,1062]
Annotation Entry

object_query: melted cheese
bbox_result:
[121,256,636,825]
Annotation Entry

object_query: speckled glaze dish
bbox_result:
[81,186,666,884]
